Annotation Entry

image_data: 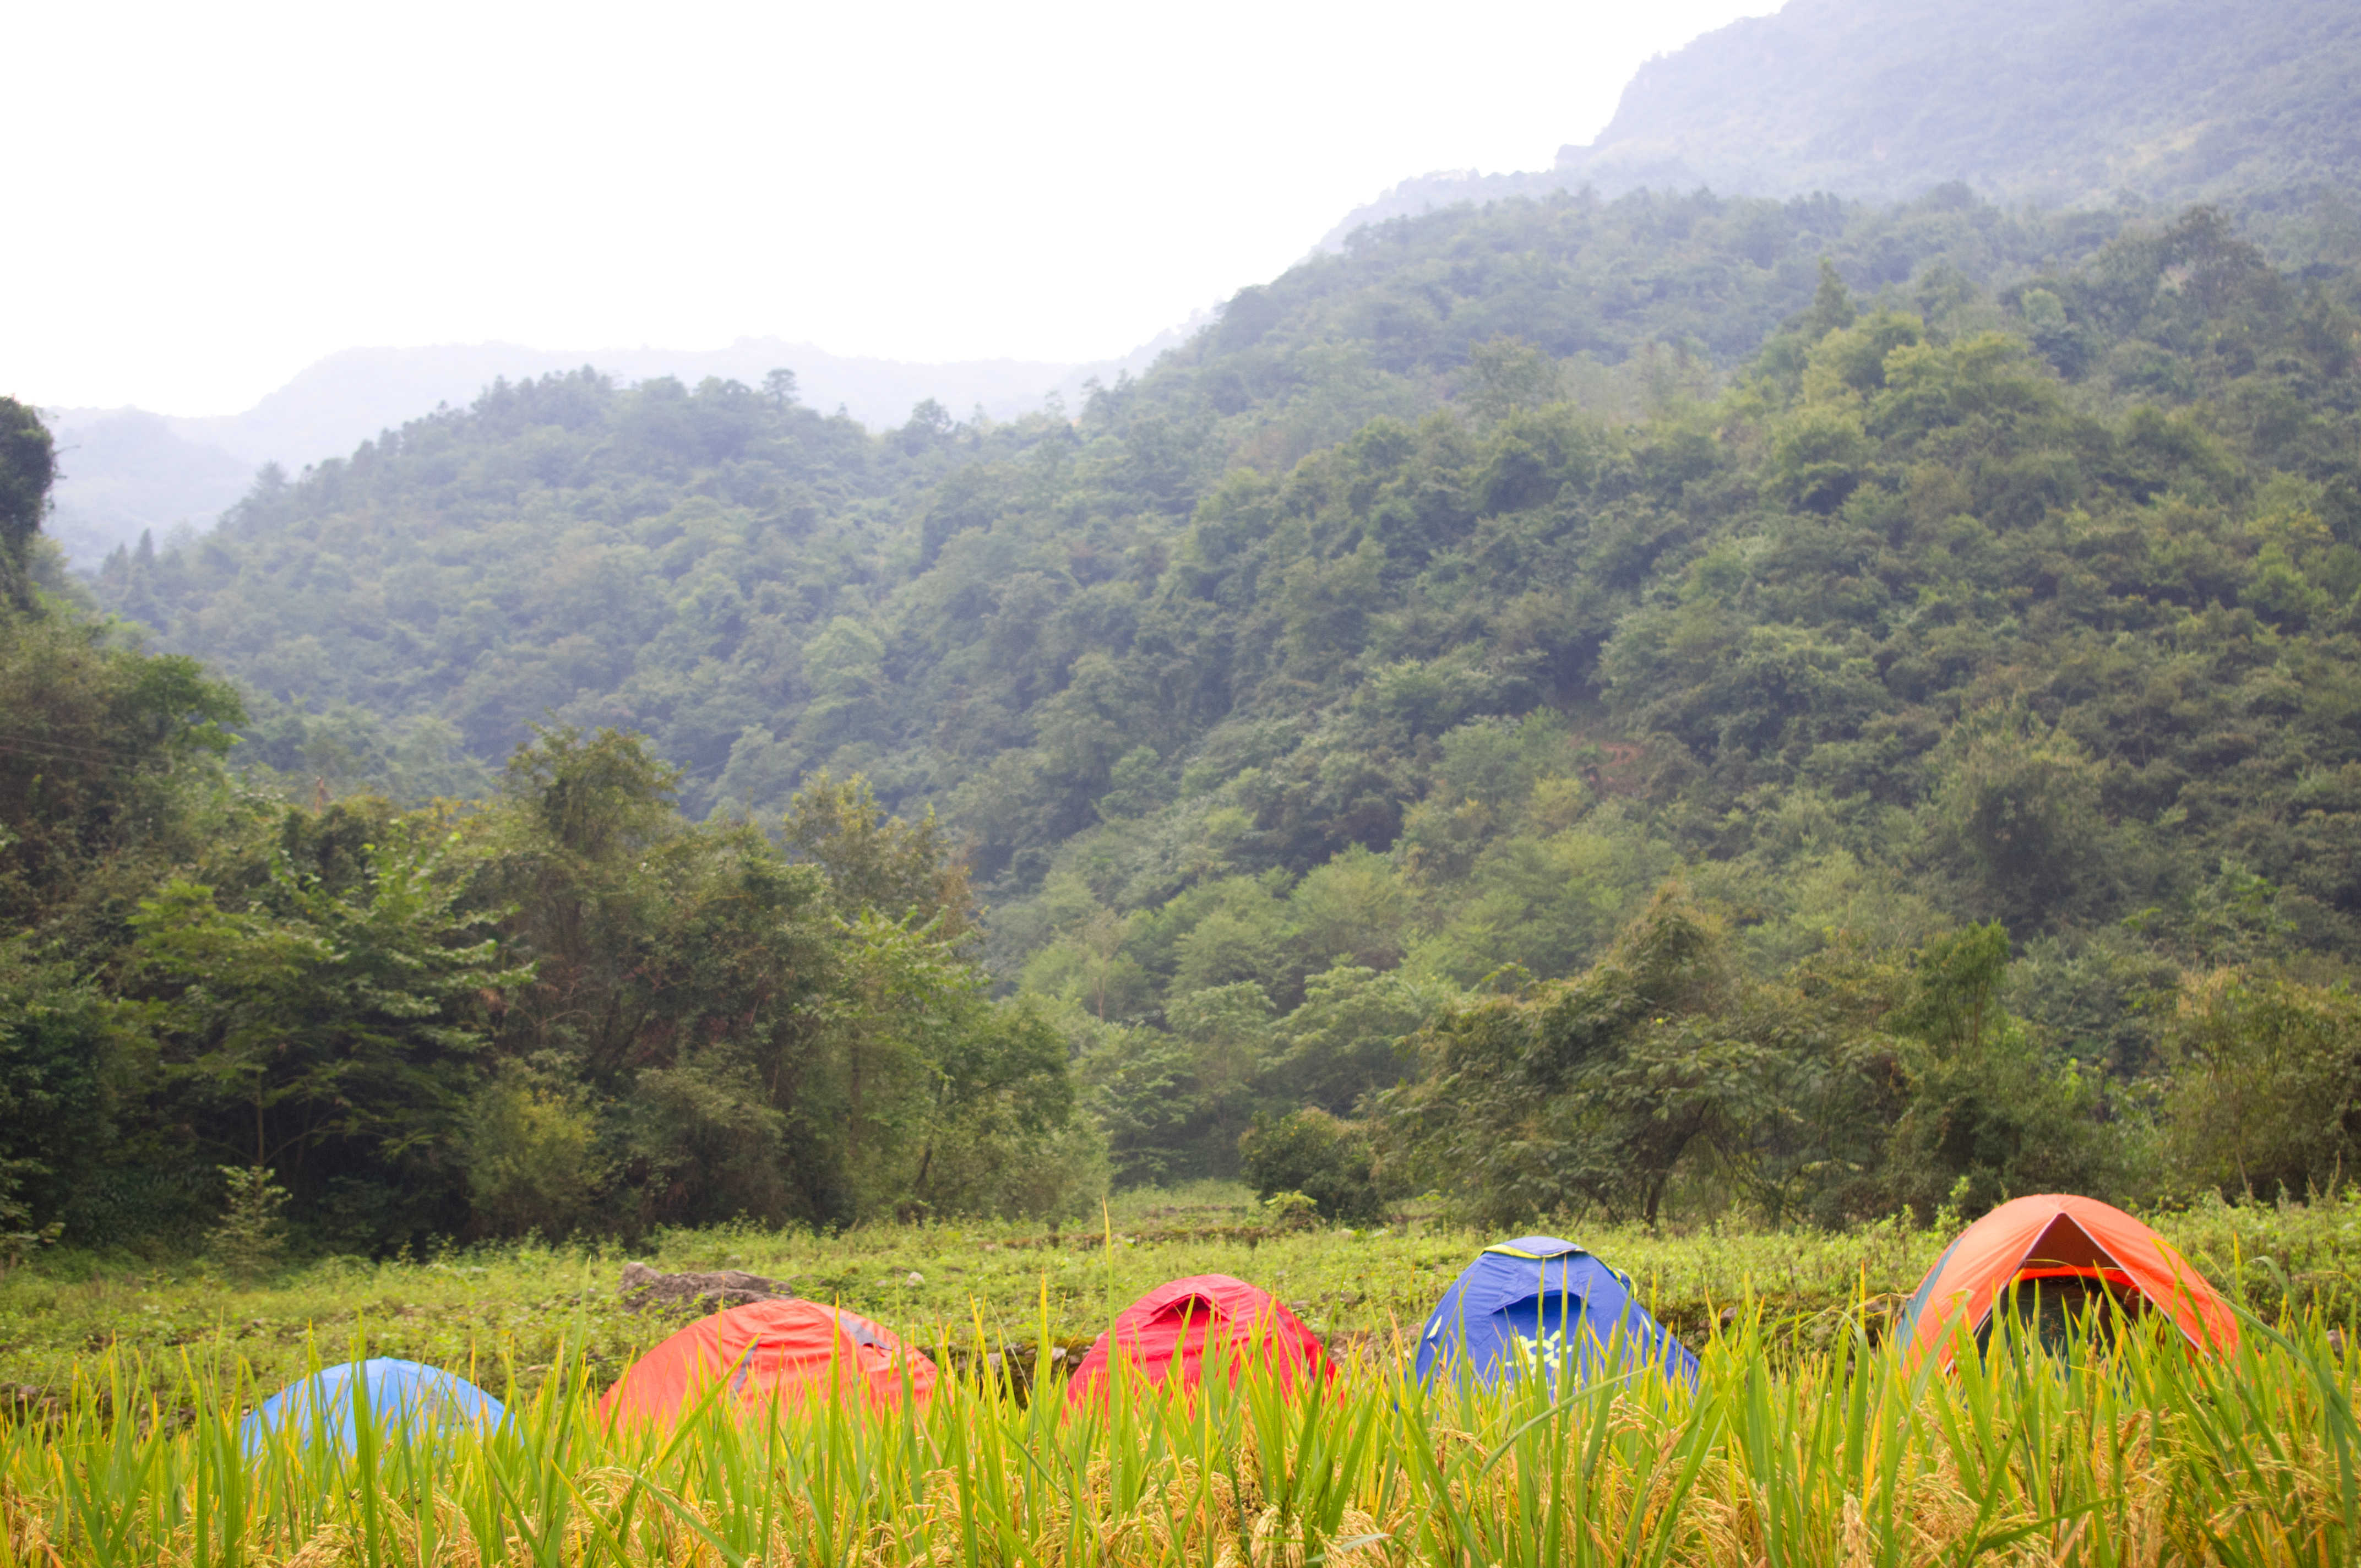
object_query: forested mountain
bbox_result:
[44,334,1158,568]
[3,400,1093,1250]
[1568,0,2360,209]
[12,0,2361,1261]
[990,205,2361,1211]
[60,181,2361,1237]
[94,187,2116,815]
[1333,0,2361,261]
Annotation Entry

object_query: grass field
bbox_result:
[5,1184,2359,1401]
[2,1285,2356,1565]
[2,1188,2359,1564]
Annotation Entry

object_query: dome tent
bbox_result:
[1900,1194,2238,1370]
[601,1299,936,1424]
[1067,1275,1330,1408]
[1416,1236,1699,1390]
[241,1358,505,1455]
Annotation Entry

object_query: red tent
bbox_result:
[1900,1194,2238,1370]
[1066,1274,1330,1408]
[601,1299,937,1424]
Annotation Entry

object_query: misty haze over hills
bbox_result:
[1326,0,2360,244]
[46,0,2361,569]
[43,329,1200,565]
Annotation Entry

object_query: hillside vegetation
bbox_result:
[94,187,2115,814]
[13,183,2361,1250]
[3,418,1095,1250]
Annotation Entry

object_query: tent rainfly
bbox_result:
[242,1358,505,1456]
[1898,1194,2238,1369]
[1066,1274,1330,1407]
[601,1298,937,1424]
[1416,1235,1698,1390]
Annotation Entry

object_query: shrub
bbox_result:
[460,1065,606,1238]
[2161,968,2361,1200]
[1238,1108,1390,1224]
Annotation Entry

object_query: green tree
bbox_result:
[0,617,242,930]
[132,823,529,1240]
[208,1164,291,1280]
[902,997,1089,1220]
[0,398,56,609]
[0,949,129,1234]
[1880,924,2130,1218]
[1380,884,1773,1227]
[2162,968,2361,1200]
[1238,1107,1390,1224]
[1803,257,1858,341]
[1464,335,1564,420]
[459,1062,605,1238]
[1259,964,1430,1114]
[1076,1020,1203,1188]
[1929,715,2110,931]
[781,770,974,939]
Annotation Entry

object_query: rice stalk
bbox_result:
[0,1298,2353,1566]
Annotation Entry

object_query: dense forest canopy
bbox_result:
[97,187,2121,816]
[11,164,2361,1248]
[2,412,1093,1248]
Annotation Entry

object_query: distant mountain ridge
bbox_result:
[1325,0,2361,247]
[44,330,1198,565]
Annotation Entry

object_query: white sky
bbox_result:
[8,1,1781,416]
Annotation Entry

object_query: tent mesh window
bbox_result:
[1977,1271,2145,1356]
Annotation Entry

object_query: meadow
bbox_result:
[6,1185,2360,1401]
[2,1188,2359,1564]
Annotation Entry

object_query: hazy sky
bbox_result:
[12,1,1780,416]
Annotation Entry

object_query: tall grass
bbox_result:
[3,1298,2353,1566]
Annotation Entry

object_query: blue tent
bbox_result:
[242,1358,506,1455]
[1416,1236,1699,1389]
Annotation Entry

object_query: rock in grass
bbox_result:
[617,1261,792,1313]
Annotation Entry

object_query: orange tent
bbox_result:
[601,1299,937,1424]
[1898,1194,2237,1369]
